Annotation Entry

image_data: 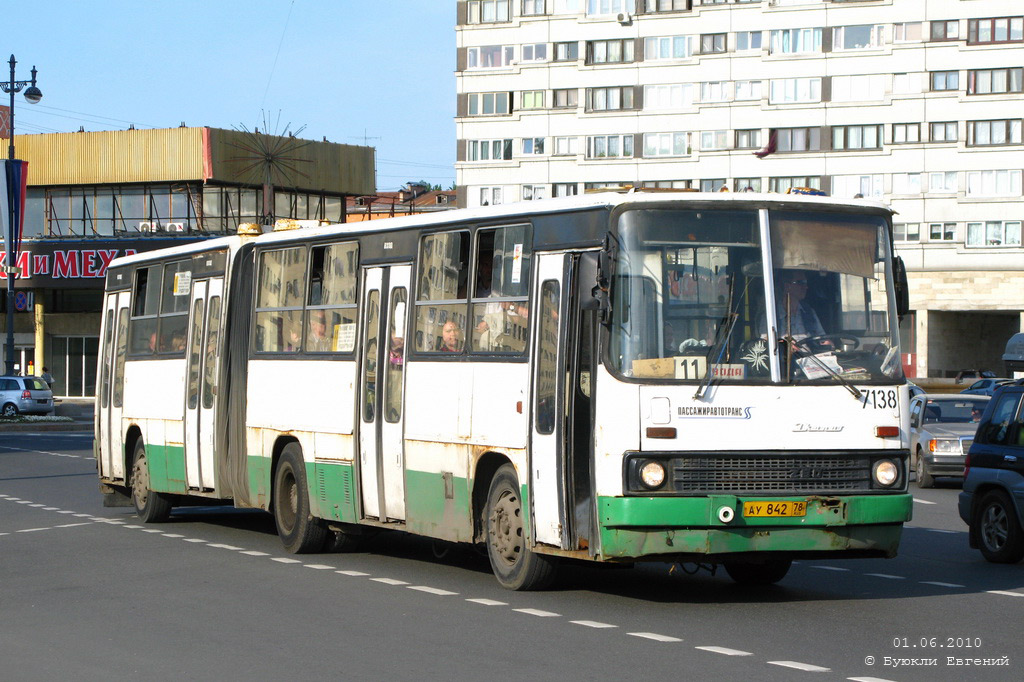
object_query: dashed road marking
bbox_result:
[920,581,964,588]
[16,527,50,533]
[865,573,905,580]
[571,620,617,629]
[336,570,369,577]
[987,590,1024,598]
[848,677,898,682]
[628,632,681,643]
[408,586,458,596]
[466,598,507,606]
[163,533,184,538]
[768,660,830,672]
[371,578,409,586]
[54,522,92,529]
[912,498,936,505]
[303,564,336,570]
[239,550,269,556]
[514,608,559,617]
[810,566,849,572]
[207,543,243,550]
[183,538,208,543]
[271,557,302,564]
[695,646,753,656]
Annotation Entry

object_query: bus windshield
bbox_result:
[609,206,902,385]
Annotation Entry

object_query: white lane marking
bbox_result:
[466,598,507,606]
[57,510,76,514]
[303,564,336,570]
[371,578,409,586]
[140,529,164,534]
[810,565,849,572]
[926,529,958,534]
[408,586,458,596]
[920,581,964,588]
[695,646,753,656]
[628,632,682,643]
[271,557,302,564]
[183,538,208,543]
[865,573,905,580]
[42,507,59,511]
[28,503,45,507]
[336,570,369,577]
[913,498,936,505]
[122,525,143,529]
[239,550,269,556]
[16,527,50,533]
[16,500,32,504]
[207,543,243,550]
[768,661,830,672]
[0,532,7,536]
[72,513,92,518]
[162,533,184,538]
[5,497,20,501]
[571,620,617,629]
[0,494,9,498]
[54,522,92,529]
[849,677,899,682]
[987,590,1024,598]
[514,608,559,617]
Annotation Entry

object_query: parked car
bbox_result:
[959,380,1024,564]
[0,375,55,417]
[909,393,990,487]
[961,378,1012,396]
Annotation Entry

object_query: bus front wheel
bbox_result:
[723,558,791,586]
[130,440,172,523]
[485,463,557,591]
[273,443,328,554]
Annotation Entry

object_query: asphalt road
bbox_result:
[2,431,1021,682]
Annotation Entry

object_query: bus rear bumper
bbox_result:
[596,493,913,561]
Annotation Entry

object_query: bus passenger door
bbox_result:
[530,253,571,549]
[358,265,410,523]
[184,277,223,490]
[98,291,130,481]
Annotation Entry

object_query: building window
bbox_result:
[769,78,821,104]
[586,39,635,64]
[700,130,728,150]
[930,20,959,41]
[928,171,957,193]
[480,187,504,206]
[893,73,925,95]
[700,33,727,54]
[553,88,578,108]
[929,223,956,241]
[644,35,692,60]
[735,129,760,149]
[468,0,511,24]
[522,43,548,61]
[734,178,761,192]
[521,90,545,109]
[643,132,689,157]
[522,185,548,200]
[968,120,1023,146]
[894,22,923,42]
[554,136,579,155]
[553,41,579,61]
[586,134,634,158]
[929,122,957,143]
[644,83,692,110]
[700,81,730,103]
[966,170,1022,197]
[553,182,578,197]
[467,92,512,116]
[640,180,692,190]
[734,80,762,100]
[892,173,922,195]
[832,25,883,50]
[647,0,688,11]
[522,0,546,16]
[893,123,921,144]
[833,174,883,199]
[585,86,635,111]
[776,127,821,152]
[584,181,629,191]
[700,179,726,192]
[769,176,821,193]
[468,139,513,161]
[467,45,515,69]
[930,71,959,91]
[832,125,882,150]
[831,74,886,102]
[522,137,545,154]
[586,0,635,16]
[894,223,920,243]
[735,31,762,51]
[967,221,1022,247]
[968,68,1024,95]
[967,17,1024,45]
[769,28,822,55]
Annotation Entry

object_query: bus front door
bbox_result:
[183,277,223,490]
[98,291,130,481]
[358,265,410,522]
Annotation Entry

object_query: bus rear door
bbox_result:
[183,277,223,490]
[98,291,130,481]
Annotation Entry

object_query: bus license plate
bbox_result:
[742,501,807,517]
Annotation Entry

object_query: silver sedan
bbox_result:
[909,393,991,487]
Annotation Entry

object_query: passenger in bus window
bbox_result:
[440,320,463,352]
[308,311,332,352]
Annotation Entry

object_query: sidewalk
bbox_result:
[0,398,94,432]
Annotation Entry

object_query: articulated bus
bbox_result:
[95,192,913,590]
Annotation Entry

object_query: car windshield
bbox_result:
[923,398,989,424]
[608,206,902,384]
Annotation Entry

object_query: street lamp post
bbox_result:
[1,55,42,375]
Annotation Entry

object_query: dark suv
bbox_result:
[959,380,1024,563]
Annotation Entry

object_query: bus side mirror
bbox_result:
[893,256,910,317]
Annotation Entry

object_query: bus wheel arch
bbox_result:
[271,438,328,554]
[484,462,557,590]
[472,451,513,545]
[129,436,173,523]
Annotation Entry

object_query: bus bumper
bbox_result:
[596,493,913,561]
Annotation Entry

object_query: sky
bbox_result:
[4,0,456,191]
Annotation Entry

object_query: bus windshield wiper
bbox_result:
[694,311,739,400]
[786,336,863,400]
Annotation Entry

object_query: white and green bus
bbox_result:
[95,191,913,590]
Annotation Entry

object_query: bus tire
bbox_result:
[723,558,791,585]
[975,490,1024,564]
[485,463,557,591]
[273,443,328,554]
[130,440,172,523]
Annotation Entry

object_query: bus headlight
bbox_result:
[872,459,899,488]
[639,461,667,489]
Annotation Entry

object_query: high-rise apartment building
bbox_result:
[454,0,1024,378]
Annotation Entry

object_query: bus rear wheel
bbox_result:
[131,440,172,523]
[273,443,328,554]
[723,558,792,585]
[485,463,557,591]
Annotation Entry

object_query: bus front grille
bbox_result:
[671,455,872,494]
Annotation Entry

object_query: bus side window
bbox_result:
[306,242,359,353]
[414,230,469,353]
[254,246,307,353]
[129,265,162,355]
[471,223,532,354]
